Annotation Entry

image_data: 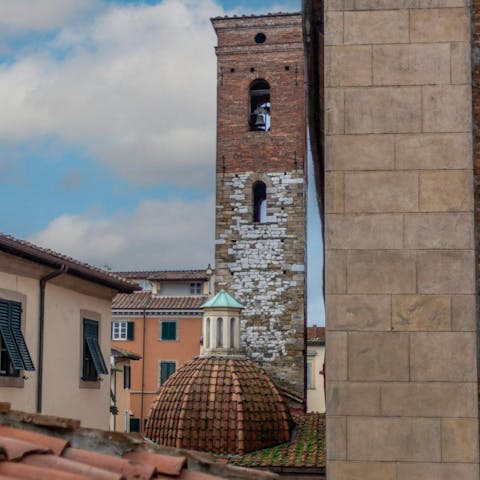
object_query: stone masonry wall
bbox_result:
[324,2,479,479]
[212,14,307,400]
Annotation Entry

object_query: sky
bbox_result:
[0,0,325,325]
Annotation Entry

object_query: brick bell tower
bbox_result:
[211,13,307,401]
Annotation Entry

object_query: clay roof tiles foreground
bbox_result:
[0,233,139,294]
[0,404,278,480]
[146,356,292,456]
[113,293,207,310]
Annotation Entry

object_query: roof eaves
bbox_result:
[0,234,139,294]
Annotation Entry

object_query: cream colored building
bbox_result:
[306,326,325,413]
[0,233,137,429]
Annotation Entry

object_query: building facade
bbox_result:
[303,1,480,478]
[0,233,137,429]
[111,269,211,432]
[306,325,325,413]
[211,13,307,401]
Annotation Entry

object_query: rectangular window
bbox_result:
[0,299,34,376]
[306,359,314,389]
[112,321,134,341]
[190,283,202,295]
[160,321,177,341]
[82,319,108,381]
[123,365,131,390]
[159,361,176,386]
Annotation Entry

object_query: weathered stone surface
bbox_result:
[327,416,347,460]
[417,250,475,294]
[326,332,348,381]
[423,85,471,133]
[373,44,450,86]
[410,8,470,43]
[325,172,344,214]
[345,87,421,134]
[328,461,396,480]
[349,332,409,381]
[404,213,473,249]
[327,382,381,415]
[451,41,471,84]
[347,251,416,294]
[381,382,477,417]
[327,214,402,249]
[326,250,347,294]
[442,419,479,463]
[392,295,450,331]
[344,10,409,44]
[452,295,476,331]
[326,135,394,171]
[326,88,344,134]
[395,133,472,170]
[354,0,469,8]
[397,463,478,480]
[410,332,477,381]
[345,172,418,213]
[419,171,473,212]
[326,294,390,331]
[326,46,372,86]
[348,417,441,462]
[326,12,343,46]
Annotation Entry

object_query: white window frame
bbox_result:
[112,321,128,341]
[190,282,202,295]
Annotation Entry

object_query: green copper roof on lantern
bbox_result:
[201,289,244,309]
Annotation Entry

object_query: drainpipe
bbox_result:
[37,265,68,413]
[139,307,147,433]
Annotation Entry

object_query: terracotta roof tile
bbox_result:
[122,451,185,476]
[0,436,50,461]
[113,293,207,310]
[21,454,121,480]
[146,356,292,456]
[0,233,139,293]
[115,270,209,281]
[231,413,325,471]
[63,447,155,480]
[0,425,69,456]
[0,404,276,480]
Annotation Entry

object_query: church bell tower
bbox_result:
[211,12,307,401]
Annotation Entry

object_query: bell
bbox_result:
[253,113,266,128]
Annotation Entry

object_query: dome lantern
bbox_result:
[201,289,243,356]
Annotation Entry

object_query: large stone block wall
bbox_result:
[324,2,479,479]
[212,14,306,399]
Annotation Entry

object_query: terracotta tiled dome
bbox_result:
[145,356,292,455]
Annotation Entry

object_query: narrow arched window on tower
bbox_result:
[217,318,223,348]
[205,317,210,349]
[230,318,236,349]
[253,181,267,223]
[249,79,270,131]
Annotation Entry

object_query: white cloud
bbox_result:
[29,196,215,270]
[0,0,101,32]
[0,0,223,188]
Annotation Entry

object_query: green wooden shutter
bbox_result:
[160,361,176,385]
[10,302,34,371]
[84,319,108,375]
[0,301,24,370]
[127,322,134,341]
[161,322,176,340]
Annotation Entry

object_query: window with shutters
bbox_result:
[0,299,34,377]
[112,321,134,341]
[159,360,176,387]
[159,320,177,341]
[82,318,108,381]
